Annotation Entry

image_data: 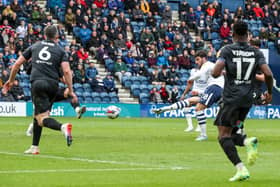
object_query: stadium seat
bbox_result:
[100,92,110,103]
[93,97,102,103]
[131,84,141,97]
[74,83,84,92]
[83,83,92,92]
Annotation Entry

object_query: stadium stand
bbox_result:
[0,0,279,104]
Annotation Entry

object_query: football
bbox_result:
[106,105,121,119]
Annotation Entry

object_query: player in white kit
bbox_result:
[180,68,208,132]
[153,50,224,141]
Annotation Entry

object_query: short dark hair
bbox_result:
[44,25,58,39]
[195,50,207,58]
[233,21,248,36]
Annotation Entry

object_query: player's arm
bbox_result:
[2,55,27,93]
[260,63,273,103]
[256,73,265,82]
[180,80,193,100]
[61,61,73,93]
[212,58,225,78]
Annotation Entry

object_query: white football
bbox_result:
[106,105,121,119]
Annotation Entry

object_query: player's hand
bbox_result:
[2,80,13,95]
[69,91,78,104]
[262,91,272,104]
[64,88,69,98]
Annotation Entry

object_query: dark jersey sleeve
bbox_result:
[61,51,69,62]
[256,50,266,67]
[22,46,32,60]
[217,46,227,62]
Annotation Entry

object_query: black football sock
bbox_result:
[32,118,42,146]
[43,118,62,131]
[219,137,242,166]
[71,101,80,110]
[232,133,246,146]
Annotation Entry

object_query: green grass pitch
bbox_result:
[0,117,279,187]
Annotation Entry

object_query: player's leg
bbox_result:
[26,122,34,136]
[58,87,86,119]
[24,118,41,154]
[215,105,249,181]
[183,107,194,132]
[195,103,207,141]
[236,107,258,166]
[152,96,200,114]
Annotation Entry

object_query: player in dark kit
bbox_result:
[212,21,273,182]
[26,83,87,136]
[3,25,77,154]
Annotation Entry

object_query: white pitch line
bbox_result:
[0,167,186,174]
[0,151,187,170]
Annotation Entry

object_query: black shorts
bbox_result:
[214,104,251,128]
[31,80,58,115]
[54,87,67,102]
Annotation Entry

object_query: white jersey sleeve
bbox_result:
[190,68,208,94]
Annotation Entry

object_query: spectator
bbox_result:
[271,10,280,28]
[150,86,162,103]
[140,27,155,46]
[76,46,89,60]
[132,4,144,21]
[86,61,98,84]
[94,0,106,9]
[140,0,150,14]
[187,7,197,30]
[206,3,216,17]
[253,3,264,18]
[150,67,161,85]
[0,88,15,101]
[158,65,170,83]
[145,12,156,28]
[147,50,157,68]
[58,35,69,49]
[114,56,131,83]
[73,64,85,84]
[194,36,204,51]
[65,8,76,34]
[159,82,170,103]
[262,12,273,27]
[78,24,92,47]
[259,27,269,48]
[219,22,231,39]
[157,50,169,68]
[10,79,26,101]
[178,49,192,70]
[235,6,244,19]
[123,50,135,67]
[162,5,172,24]
[149,0,159,15]
[168,85,180,103]
[179,0,190,21]
[244,4,255,20]
[114,33,127,51]
[86,31,101,55]
[16,20,27,39]
[168,66,179,85]
[138,62,149,77]
[31,5,42,24]
[91,75,106,92]
[103,73,118,93]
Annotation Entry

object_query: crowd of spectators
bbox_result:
[0,0,279,103]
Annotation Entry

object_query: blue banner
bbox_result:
[26,102,140,118]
